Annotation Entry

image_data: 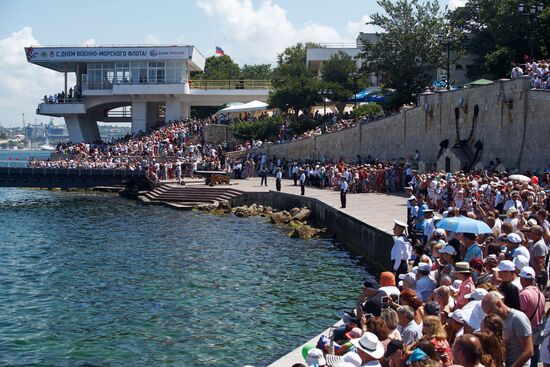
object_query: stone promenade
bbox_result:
[229,177,407,236]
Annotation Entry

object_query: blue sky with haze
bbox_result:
[0,0,465,127]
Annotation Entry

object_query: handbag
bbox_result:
[533,315,546,346]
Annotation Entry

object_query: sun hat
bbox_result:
[326,352,362,367]
[380,272,396,287]
[493,260,515,272]
[519,266,536,279]
[305,348,326,366]
[450,279,463,293]
[464,288,488,300]
[351,332,384,359]
[455,262,472,273]
[434,228,446,236]
[513,254,529,270]
[507,207,519,215]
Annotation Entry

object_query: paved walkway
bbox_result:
[228,177,407,235]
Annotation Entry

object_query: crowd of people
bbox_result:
[289,166,550,367]
[510,57,550,90]
[27,119,229,184]
[42,85,82,104]
[228,110,395,152]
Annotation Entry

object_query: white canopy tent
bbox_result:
[215,100,268,115]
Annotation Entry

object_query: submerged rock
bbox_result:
[288,220,326,239]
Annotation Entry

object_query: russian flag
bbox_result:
[215,46,225,56]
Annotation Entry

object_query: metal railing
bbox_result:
[189,79,271,90]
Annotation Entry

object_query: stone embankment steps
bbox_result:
[141,184,244,206]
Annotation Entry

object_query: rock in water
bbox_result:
[288,221,326,239]
[218,199,232,213]
[270,210,293,224]
[290,207,301,216]
[292,208,312,222]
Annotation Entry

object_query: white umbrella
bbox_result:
[508,174,531,183]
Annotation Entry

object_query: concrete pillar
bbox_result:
[147,102,159,129]
[182,102,191,119]
[65,114,101,143]
[132,102,147,135]
[165,100,183,122]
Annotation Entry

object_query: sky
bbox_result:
[0,0,467,127]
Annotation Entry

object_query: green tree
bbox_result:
[357,0,446,108]
[269,43,321,115]
[197,55,241,81]
[352,102,383,118]
[240,64,272,79]
[320,51,358,115]
[449,0,550,79]
[229,115,283,141]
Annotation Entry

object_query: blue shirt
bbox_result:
[417,203,429,219]
[464,243,483,263]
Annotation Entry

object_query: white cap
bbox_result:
[440,245,457,256]
[513,255,529,270]
[394,220,407,228]
[511,246,531,261]
[519,266,536,279]
[449,309,465,323]
[465,288,488,300]
[306,348,326,366]
[494,260,515,272]
[434,228,446,236]
[507,233,522,244]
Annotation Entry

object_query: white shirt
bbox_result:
[504,199,524,212]
[276,171,282,180]
[299,173,306,183]
[340,180,348,192]
[391,235,411,271]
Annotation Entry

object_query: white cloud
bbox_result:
[144,34,161,45]
[195,0,352,64]
[346,15,382,36]
[447,0,467,10]
[0,27,70,127]
[83,38,96,46]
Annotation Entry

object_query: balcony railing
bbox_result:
[189,79,271,90]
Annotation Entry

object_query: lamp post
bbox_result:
[317,88,333,116]
[349,71,359,109]
[204,67,208,90]
[438,34,459,90]
[518,2,545,61]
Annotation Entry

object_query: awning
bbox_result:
[465,79,494,87]
[215,100,268,115]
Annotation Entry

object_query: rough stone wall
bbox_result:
[248,77,549,171]
[204,124,238,145]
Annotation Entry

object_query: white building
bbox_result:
[26,45,269,142]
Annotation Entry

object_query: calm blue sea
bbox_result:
[0,150,52,167]
[0,186,370,366]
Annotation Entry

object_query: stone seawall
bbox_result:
[251,77,549,171]
[230,191,393,271]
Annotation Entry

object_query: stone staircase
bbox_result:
[140,184,244,208]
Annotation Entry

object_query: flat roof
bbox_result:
[25,45,206,72]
